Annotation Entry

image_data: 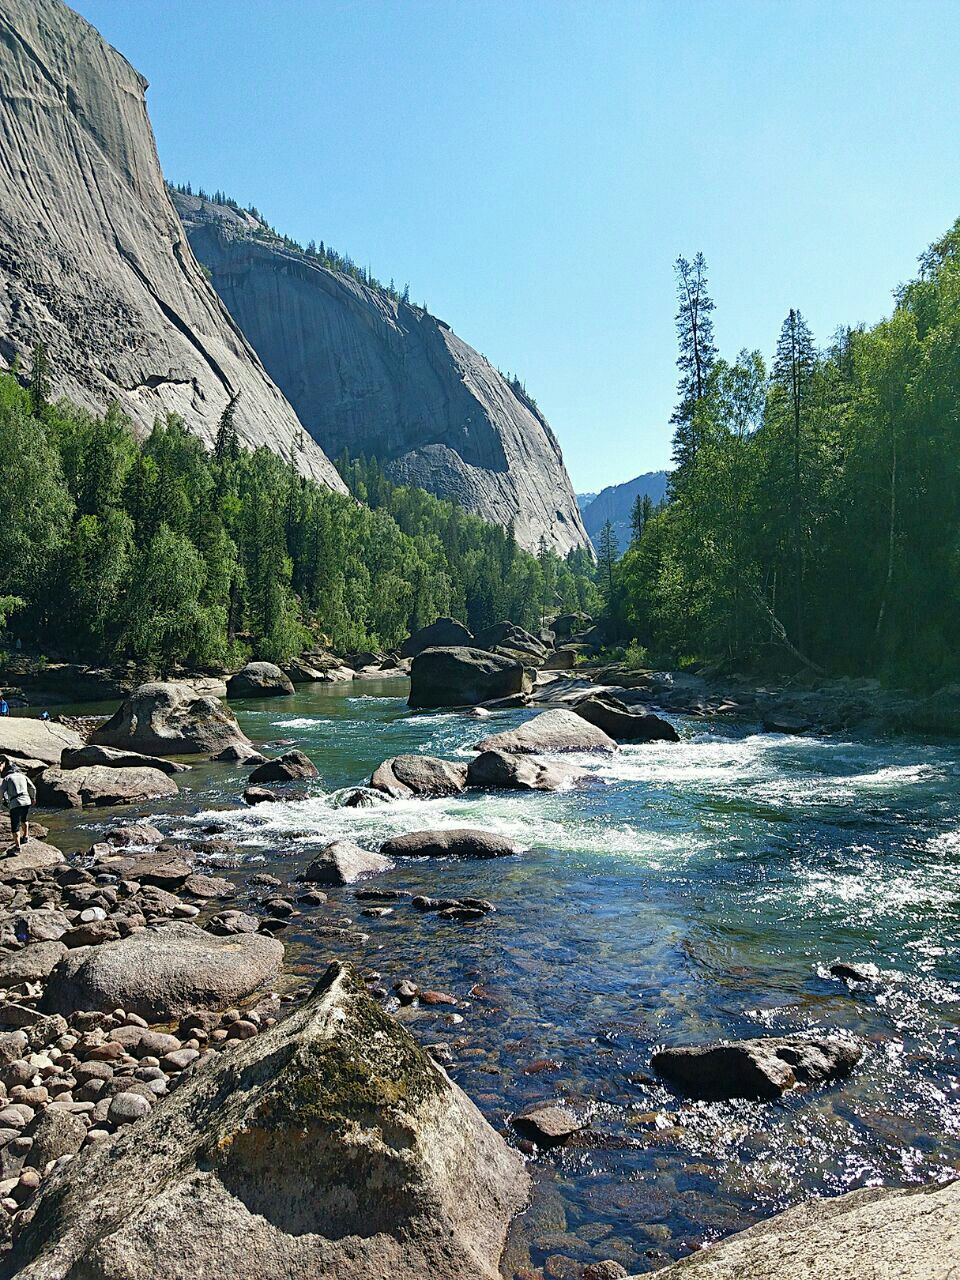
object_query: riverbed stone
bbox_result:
[400,617,474,658]
[212,743,268,765]
[0,841,64,882]
[61,744,189,776]
[206,911,260,936]
[26,1107,86,1165]
[512,1104,585,1147]
[7,961,530,1280]
[92,682,252,757]
[41,922,284,1023]
[466,750,583,792]
[37,765,178,809]
[573,694,679,743]
[302,841,393,886]
[105,825,164,847]
[370,754,468,799]
[381,829,520,859]
[182,874,235,900]
[476,709,617,755]
[408,646,531,709]
[651,1035,864,1101]
[247,750,319,784]
[243,786,276,806]
[226,662,295,699]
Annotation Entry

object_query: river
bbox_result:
[42,676,960,1276]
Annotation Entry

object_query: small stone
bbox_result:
[243,787,276,806]
[160,1048,200,1072]
[79,907,107,924]
[12,1166,40,1204]
[512,1104,585,1146]
[225,1020,257,1041]
[107,1092,151,1125]
[361,906,393,918]
[581,1263,629,1279]
[247,873,281,887]
[419,990,458,1007]
[84,1128,111,1145]
[296,889,328,905]
[394,980,418,1006]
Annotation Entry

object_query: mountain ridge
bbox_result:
[579,470,669,551]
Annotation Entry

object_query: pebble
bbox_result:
[361,906,393,918]
[161,1049,200,1072]
[107,1092,151,1125]
[419,990,458,1007]
[79,908,107,924]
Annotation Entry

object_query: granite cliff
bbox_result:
[579,469,669,552]
[0,0,345,490]
[174,193,590,556]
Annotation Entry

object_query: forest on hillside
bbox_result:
[0,361,597,672]
[605,217,960,691]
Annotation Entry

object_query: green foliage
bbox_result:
[609,219,960,690]
[0,373,597,673]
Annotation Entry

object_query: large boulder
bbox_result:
[226,662,296,699]
[36,765,178,809]
[400,617,474,658]
[475,708,617,755]
[0,717,83,767]
[574,693,679,743]
[466,750,582,792]
[302,841,393,886]
[10,962,529,1280]
[652,1035,864,1101]
[408,647,530,709]
[370,755,468,800]
[624,1181,960,1280]
[0,839,64,882]
[248,750,319,784]
[61,743,190,775]
[475,621,548,663]
[552,612,592,639]
[380,829,520,859]
[42,921,283,1022]
[92,682,252,757]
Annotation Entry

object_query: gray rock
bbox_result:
[206,911,260,937]
[380,829,520,859]
[247,750,319,784]
[42,921,284,1023]
[399,618,474,658]
[0,719,83,768]
[475,708,617,755]
[466,750,583,792]
[651,1035,864,1101]
[182,874,235,900]
[0,840,65,882]
[212,744,268,765]
[573,694,679,743]
[302,841,393,886]
[107,1091,152,1125]
[623,1181,960,1280]
[511,1103,584,1146]
[0,0,345,491]
[408,646,530,709]
[474,621,548,662]
[106,825,164,847]
[91,851,193,889]
[9,961,530,1280]
[0,942,67,986]
[176,194,587,557]
[226,663,296,699]
[370,754,468,799]
[26,1108,86,1165]
[93,682,252,757]
[37,764,178,809]
[62,744,189,776]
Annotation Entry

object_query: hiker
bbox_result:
[0,694,8,716]
[0,756,35,853]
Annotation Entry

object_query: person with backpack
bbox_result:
[0,757,36,853]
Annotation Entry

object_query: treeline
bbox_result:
[0,366,596,671]
[608,219,960,690]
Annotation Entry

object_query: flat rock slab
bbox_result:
[37,765,178,809]
[652,1035,864,1101]
[302,841,393,886]
[61,744,189,776]
[0,840,64,881]
[475,708,617,755]
[92,852,194,888]
[0,718,83,767]
[41,921,283,1022]
[512,1104,584,1146]
[370,755,468,800]
[10,962,530,1280]
[380,829,520,859]
[623,1181,960,1280]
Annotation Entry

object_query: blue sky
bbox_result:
[73,0,960,491]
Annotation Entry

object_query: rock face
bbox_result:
[624,1181,960,1280]
[0,0,345,489]
[408,647,530,709]
[92,682,251,756]
[226,662,296,699]
[652,1035,864,1101]
[0,718,82,767]
[475,708,617,755]
[35,765,178,809]
[9,962,529,1280]
[42,921,283,1022]
[174,194,588,556]
[380,830,520,859]
[574,694,679,743]
[370,755,468,799]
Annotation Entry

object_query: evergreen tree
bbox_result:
[670,252,717,473]
[29,340,50,417]
[598,519,619,603]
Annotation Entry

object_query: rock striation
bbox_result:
[0,0,345,490]
[174,193,589,555]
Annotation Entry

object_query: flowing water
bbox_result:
[46,678,960,1275]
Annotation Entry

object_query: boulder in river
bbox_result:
[93,682,252,756]
[226,661,296,699]
[651,1035,864,1101]
[106,823,164,847]
[248,750,319,784]
[475,708,617,755]
[408,646,530,709]
[36,764,178,809]
[370,754,468,799]
[9,961,529,1280]
[400,617,474,658]
[41,921,283,1022]
[0,717,83,767]
[573,693,679,743]
[302,840,393,885]
[380,829,520,859]
[621,1180,960,1280]
[466,750,583,792]
[61,743,190,775]
[212,743,269,765]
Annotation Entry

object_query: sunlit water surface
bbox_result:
[48,678,960,1274]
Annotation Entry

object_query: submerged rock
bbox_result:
[512,1103,585,1147]
[573,694,679,743]
[623,1180,960,1280]
[408,646,530,709]
[93,682,252,757]
[302,841,393,886]
[400,617,474,658]
[380,829,520,859]
[651,1035,864,1101]
[248,750,319,784]
[466,749,583,792]
[475,708,617,755]
[41,921,283,1022]
[370,754,468,799]
[226,662,296,699]
[212,743,269,765]
[9,961,530,1280]
[36,764,178,808]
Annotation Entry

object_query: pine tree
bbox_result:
[670,253,718,472]
[214,393,241,464]
[772,308,816,646]
[631,493,654,543]
[29,340,50,417]
[598,519,619,602]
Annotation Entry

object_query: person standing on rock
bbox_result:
[0,693,8,715]
[0,756,35,853]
